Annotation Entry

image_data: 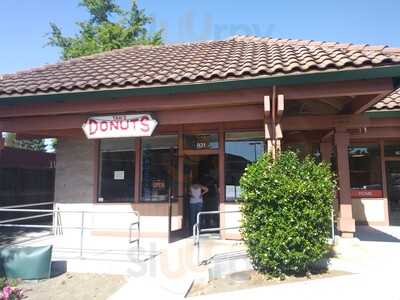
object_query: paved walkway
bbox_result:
[109,225,400,299]
[9,225,400,299]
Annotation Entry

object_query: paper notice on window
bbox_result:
[114,171,125,180]
[226,185,236,200]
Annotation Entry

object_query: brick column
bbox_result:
[334,130,355,237]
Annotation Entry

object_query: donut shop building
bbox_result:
[1,36,400,240]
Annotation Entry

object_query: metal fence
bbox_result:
[0,202,140,260]
[193,210,241,265]
[193,208,336,265]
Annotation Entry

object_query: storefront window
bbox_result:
[384,142,400,157]
[224,131,265,202]
[348,144,382,191]
[184,133,219,150]
[141,135,178,202]
[98,139,135,203]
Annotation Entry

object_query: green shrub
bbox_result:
[238,151,336,276]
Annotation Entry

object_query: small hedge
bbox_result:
[238,151,336,276]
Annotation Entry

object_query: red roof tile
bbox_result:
[1,35,400,97]
[371,88,400,111]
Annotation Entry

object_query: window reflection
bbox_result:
[141,135,178,202]
[98,139,135,203]
[349,144,382,190]
[384,143,400,157]
[224,132,265,202]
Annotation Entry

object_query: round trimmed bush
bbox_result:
[238,151,336,276]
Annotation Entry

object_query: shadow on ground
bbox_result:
[0,228,52,247]
[51,260,67,278]
[355,226,400,243]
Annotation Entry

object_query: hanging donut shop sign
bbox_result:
[82,114,158,139]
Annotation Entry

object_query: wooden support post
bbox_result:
[178,129,184,212]
[134,138,141,203]
[334,130,355,237]
[264,87,284,158]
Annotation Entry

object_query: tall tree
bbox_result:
[48,0,162,60]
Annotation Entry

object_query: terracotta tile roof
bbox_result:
[370,88,400,111]
[2,35,400,97]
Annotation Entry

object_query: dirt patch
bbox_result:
[187,270,352,297]
[19,273,127,300]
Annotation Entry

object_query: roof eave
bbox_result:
[365,109,400,118]
[1,64,400,104]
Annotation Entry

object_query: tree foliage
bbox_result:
[239,151,336,276]
[48,0,162,60]
[4,133,47,152]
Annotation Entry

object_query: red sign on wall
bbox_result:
[82,114,158,139]
[351,189,383,198]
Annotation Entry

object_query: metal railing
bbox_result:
[193,208,336,265]
[0,203,140,260]
[193,210,241,265]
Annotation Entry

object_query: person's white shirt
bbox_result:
[190,184,203,204]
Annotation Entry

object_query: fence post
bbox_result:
[80,211,85,258]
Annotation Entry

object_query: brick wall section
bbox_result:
[55,136,95,203]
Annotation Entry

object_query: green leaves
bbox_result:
[79,0,123,24]
[238,151,336,276]
[48,0,163,60]
[3,133,47,152]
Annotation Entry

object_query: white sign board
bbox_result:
[82,114,157,139]
[114,171,125,180]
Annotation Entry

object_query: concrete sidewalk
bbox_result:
[11,225,400,299]
[109,238,247,299]
[197,272,400,300]
[109,225,400,300]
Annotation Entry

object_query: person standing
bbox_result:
[190,183,208,231]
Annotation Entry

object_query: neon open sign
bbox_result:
[82,114,158,139]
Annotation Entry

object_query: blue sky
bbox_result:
[1,0,400,74]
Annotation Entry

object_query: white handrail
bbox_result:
[0,202,53,209]
[194,210,241,265]
[0,207,141,259]
[0,213,53,224]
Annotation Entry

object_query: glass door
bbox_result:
[184,154,220,236]
[386,161,400,226]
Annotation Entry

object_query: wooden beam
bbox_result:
[157,106,263,125]
[319,98,348,111]
[282,114,400,131]
[0,78,393,118]
[0,105,264,133]
[0,88,270,118]
[352,92,391,114]
[0,115,87,132]
[3,107,399,134]
[349,126,400,139]
[279,78,393,100]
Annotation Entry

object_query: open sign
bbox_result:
[82,114,158,139]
